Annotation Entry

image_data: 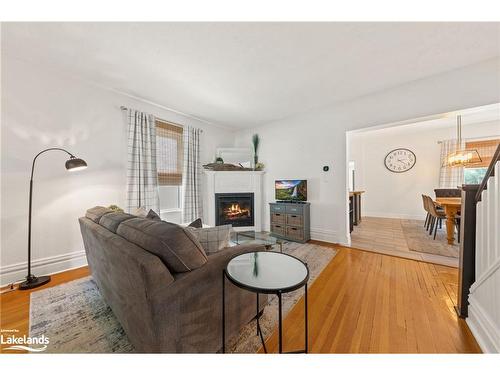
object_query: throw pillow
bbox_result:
[188,218,203,228]
[186,225,232,254]
[132,206,149,218]
[146,209,161,220]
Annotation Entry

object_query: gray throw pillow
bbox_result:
[186,225,232,254]
[188,218,203,228]
[146,209,161,220]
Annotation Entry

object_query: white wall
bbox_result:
[234,58,500,245]
[0,56,235,285]
[348,120,500,220]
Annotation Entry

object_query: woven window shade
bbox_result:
[156,120,184,186]
[465,139,500,168]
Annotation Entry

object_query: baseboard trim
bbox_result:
[0,250,88,287]
[363,212,427,221]
[310,228,349,246]
[466,296,500,353]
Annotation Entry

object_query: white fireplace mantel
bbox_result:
[202,170,265,231]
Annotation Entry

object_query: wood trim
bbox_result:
[466,139,500,149]
[155,119,183,134]
[466,139,500,168]
[158,172,182,186]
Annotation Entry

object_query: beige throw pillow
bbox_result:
[186,225,232,254]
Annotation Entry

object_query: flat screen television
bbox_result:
[275,180,307,201]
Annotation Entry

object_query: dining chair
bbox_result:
[424,195,446,239]
[421,194,431,229]
[434,188,461,198]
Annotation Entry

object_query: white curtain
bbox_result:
[438,139,464,188]
[125,108,160,213]
[182,126,203,222]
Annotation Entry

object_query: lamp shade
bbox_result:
[65,157,88,171]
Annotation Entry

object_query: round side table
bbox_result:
[222,251,309,353]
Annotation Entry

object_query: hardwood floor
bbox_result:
[0,267,91,353]
[261,242,479,353]
[1,245,480,354]
[350,216,459,267]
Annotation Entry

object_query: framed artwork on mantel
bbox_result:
[216,148,253,168]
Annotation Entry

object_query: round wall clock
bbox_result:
[384,148,416,173]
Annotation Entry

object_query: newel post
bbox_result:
[456,184,480,318]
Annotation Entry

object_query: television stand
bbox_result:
[269,202,310,243]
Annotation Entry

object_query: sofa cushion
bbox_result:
[116,218,207,273]
[185,225,232,254]
[99,212,136,233]
[86,206,113,223]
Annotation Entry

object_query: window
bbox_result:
[465,139,499,168]
[156,120,184,216]
[156,120,184,185]
[464,167,488,184]
[463,139,499,185]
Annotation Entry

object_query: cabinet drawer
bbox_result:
[286,226,304,241]
[286,205,304,214]
[270,204,285,213]
[271,212,285,224]
[271,224,286,236]
[286,213,303,226]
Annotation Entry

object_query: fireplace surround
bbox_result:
[215,193,254,227]
[203,170,264,231]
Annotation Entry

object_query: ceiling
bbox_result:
[3,22,500,128]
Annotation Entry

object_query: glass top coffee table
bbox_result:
[233,231,284,252]
[221,251,309,354]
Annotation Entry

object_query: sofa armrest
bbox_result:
[148,243,266,352]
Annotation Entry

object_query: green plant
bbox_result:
[108,204,124,212]
[215,156,224,164]
[255,162,265,171]
[252,134,260,165]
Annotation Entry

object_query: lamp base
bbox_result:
[19,275,51,290]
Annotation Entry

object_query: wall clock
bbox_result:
[384,148,416,173]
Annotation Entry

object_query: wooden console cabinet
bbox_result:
[269,202,310,243]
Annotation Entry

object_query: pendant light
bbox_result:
[444,115,482,167]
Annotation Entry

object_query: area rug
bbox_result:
[29,242,336,353]
[400,219,459,258]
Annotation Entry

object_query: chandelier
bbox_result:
[444,115,482,167]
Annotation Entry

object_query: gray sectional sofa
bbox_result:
[79,207,266,353]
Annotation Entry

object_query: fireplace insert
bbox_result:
[215,193,254,227]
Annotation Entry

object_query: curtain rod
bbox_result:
[121,106,203,133]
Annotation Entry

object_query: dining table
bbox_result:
[435,197,462,245]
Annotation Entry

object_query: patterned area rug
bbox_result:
[401,219,459,258]
[29,242,336,353]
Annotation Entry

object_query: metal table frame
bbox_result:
[222,251,309,354]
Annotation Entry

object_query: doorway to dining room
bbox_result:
[346,103,500,267]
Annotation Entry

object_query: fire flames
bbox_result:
[224,203,250,219]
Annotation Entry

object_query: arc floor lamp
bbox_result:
[19,148,87,290]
